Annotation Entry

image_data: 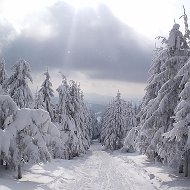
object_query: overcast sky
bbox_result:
[0,0,189,104]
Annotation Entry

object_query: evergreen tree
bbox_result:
[0,84,5,95]
[4,59,33,108]
[0,95,17,130]
[0,58,7,86]
[39,69,54,119]
[69,81,92,152]
[0,94,60,179]
[125,101,137,132]
[100,91,132,150]
[136,23,189,161]
[136,48,170,154]
[161,7,190,176]
[0,95,17,169]
[34,89,44,109]
[163,58,190,176]
[90,110,100,140]
[56,76,82,159]
[56,75,92,159]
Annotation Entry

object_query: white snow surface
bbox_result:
[0,141,190,190]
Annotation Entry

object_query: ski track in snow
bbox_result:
[37,142,158,190]
[5,141,189,190]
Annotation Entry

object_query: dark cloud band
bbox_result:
[1,2,153,83]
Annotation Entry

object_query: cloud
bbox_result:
[1,1,153,83]
[0,19,16,54]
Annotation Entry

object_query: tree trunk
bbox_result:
[17,132,23,179]
[1,159,3,165]
[18,164,22,179]
[184,150,189,177]
[5,162,9,170]
[179,165,183,173]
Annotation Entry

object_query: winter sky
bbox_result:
[0,0,189,104]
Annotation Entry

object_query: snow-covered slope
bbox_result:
[0,141,189,190]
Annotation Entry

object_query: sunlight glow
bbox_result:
[65,0,101,10]
[61,0,186,39]
[0,0,56,33]
[1,0,187,39]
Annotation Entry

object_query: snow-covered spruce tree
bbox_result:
[54,75,67,158]
[136,23,189,161]
[0,58,7,86]
[0,95,17,130]
[0,84,6,95]
[90,110,100,140]
[3,59,33,108]
[0,95,17,167]
[56,75,92,159]
[123,125,141,153]
[160,7,190,176]
[0,85,3,95]
[125,101,137,131]
[122,101,139,152]
[56,75,79,159]
[124,42,169,154]
[34,89,44,109]
[81,93,93,147]
[162,58,190,176]
[79,96,91,150]
[38,69,54,120]
[134,46,169,153]
[100,91,132,150]
[69,81,92,152]
[0,94,60,179]
[9,108,60,179]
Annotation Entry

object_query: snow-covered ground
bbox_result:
[0,141,190,190]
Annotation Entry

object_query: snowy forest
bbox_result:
[0,57,138,179]
[1,4,190,190]
[0,59,96,178]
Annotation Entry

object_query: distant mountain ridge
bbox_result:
[86,102,106,118]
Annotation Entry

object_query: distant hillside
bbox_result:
[86,102,106,118]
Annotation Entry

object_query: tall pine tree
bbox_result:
[137,23,189,161]
[4,59,33,108]
[0,58,7,86]
[39,69,54,119]
[101,91,132,150]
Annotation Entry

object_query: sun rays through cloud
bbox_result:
[0,0,189,102]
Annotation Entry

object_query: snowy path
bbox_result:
[2,141,190,190]
[38,141,158,190]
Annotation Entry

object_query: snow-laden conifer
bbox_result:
[0,95,17,169]
[123,126,141,153]
[56,75,92,159]
[0,58,7,86]
[90,110,99,140]
[101,91,133,150]
[38,69,54,119]
[0,95,60,179]
[137,23,189,161]
[69,81,92,151]
[160,8,190,176]
[122,101,139,152]
[34,89,44,109]
[163,58,190,176]
[4,59,33,108]
[56,76,83,159]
